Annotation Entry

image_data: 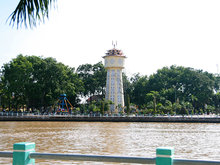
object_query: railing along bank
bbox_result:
[0,111,220,117]
[0,142,220,165]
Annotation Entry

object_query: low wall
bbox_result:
[0,115,220,123]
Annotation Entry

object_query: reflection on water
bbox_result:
[0,122,220,164]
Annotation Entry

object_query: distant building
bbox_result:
[86,95,103,103]
[103,44,126,113]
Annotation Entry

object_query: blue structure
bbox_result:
[57,94,73,113]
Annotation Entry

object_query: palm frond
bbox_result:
[8,0,56,28]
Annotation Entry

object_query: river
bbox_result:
[0,122,220,164]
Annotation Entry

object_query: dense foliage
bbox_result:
[126,66,220,115]
[0,55,83,111]
[76,62,106,98]
[1,55,220,115]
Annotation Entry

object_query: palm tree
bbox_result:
[146,91,160,115]
[8,0,56,28]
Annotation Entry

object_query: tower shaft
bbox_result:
[105,68,124,108]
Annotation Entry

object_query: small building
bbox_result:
[86,95,103,103]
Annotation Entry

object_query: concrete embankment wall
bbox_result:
[0,116,220,123]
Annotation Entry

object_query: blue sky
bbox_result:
[1,0,220,76]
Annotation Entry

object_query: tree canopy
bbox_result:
[1,55,220,116]
[0,54,83,110]
[126,65,220,115]
[76,62,106,98]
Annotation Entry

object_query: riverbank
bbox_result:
[1,115,220,123]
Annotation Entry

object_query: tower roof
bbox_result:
[105,48,125,56]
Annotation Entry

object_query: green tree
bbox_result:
[147,66,216,110]
[77,62,106,98]
[130,74,148,107]
[88,101,96,112]
[1,54,84,111]
[122,72,132,101]
[92,62,107,97]
[146,91,160,115]
[1,55,33,110]
[179,101,191,116]
[125,94,131,115]
[104,100,113,113]
[164,100,174,115]
[100,101,105,115]
[213,92,220,114]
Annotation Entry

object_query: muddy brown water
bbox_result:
[0,122,220,164]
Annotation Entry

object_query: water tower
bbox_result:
[103,42,126,113]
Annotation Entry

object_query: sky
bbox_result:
[0,0,220,77]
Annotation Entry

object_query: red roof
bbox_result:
[105,48,124,56]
